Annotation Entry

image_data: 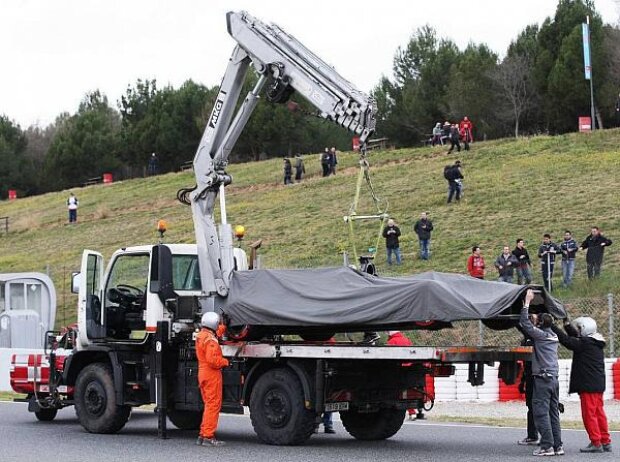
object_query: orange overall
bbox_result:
[195,327,229,439]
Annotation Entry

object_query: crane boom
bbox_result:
[190,11,377,298]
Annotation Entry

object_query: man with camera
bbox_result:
[520,289,563,456]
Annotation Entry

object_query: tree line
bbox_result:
[1,0,618,198]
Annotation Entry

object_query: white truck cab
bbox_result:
[74,244,248,350]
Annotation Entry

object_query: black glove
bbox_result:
[518,381,525,394]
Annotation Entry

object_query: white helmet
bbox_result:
[571,316,597,337]
[201,312,220,331]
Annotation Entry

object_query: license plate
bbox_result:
[325,401,349,412]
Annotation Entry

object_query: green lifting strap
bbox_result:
[343,148,389,266]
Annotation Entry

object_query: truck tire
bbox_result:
[35,408,58,421]
[167,409,202,430]
[74,363,131,434]
[249,368,315,445]
[340,408,405,440]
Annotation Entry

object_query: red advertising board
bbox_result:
[578,116,592,132]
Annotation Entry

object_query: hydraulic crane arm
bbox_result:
[189,11,377,297]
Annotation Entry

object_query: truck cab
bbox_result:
[74,244,248,350]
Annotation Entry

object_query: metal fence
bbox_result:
[411,294,617,358]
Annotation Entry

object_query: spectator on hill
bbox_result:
[513,239,532,285]
[283,158,293,185]
[441,121,451,144]
[580,227,613,280]
[413,212,434,260]
[382,218,402,266]
[459,116,474,151]
[320,147,331,177]
[615,92,620,127]
[444,160,463,203]
[538,234,561,292]
[432,122,443,146]
[329,147,338,175]
[447,124,461,153]
[148,152,159,175]
[467,245,485,279]
[294,154,305,182]
[67,192,79,224]
[559,230,579,287]
[494,245,519,283]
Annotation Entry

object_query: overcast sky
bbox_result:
[2,0,619,128]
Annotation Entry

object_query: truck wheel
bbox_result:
[35,408,58,421]
[74,363,131,434]
[340,408,405,440]
[249,368,315,445]
[167,409,202,430]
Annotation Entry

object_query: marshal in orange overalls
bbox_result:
[195,325,229,439]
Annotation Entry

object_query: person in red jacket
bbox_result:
[195,312,230,447]
[387,331,420,420]
[467,245,486,279]
[459,116,473,151]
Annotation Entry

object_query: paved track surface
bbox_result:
[0,402,616,462]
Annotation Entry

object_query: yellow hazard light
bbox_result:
[234,225,245,239]
[157,220,167,233]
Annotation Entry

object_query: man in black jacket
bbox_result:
[382,218,401,265]
[538,234,560,291]
[551,317,611,453]
[413,212,434,260]
[445,161,463,203]
[580,227,613,280]
[513,239,532,284]
[559,230,579,287]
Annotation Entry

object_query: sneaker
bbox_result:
[408,414,416,421]
[580,443,603,453]
[195,437,204,446]
[324,427,336,434]
[518,437,540,446]
[554,445,565,456]
[416,412,426,420]
[532,447,555,456]
[202,438,225,447]
[602,443,612,453]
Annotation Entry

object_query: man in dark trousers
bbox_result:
[615,92,620,127]
[559,230,578,287]
[517,334,538,446]
[551,317,611,453]
[320,147,331,177]
[538,234,560,291]
[413,211,434,260]
[294,154,305,182]
[382,218,401,265]
[519,289,563,456]
[513,239,532,284]
[444,161,463,203]
[283,158,293,185]
[494,245,519,283]
[579,227,612,280]
[447,124,461,153]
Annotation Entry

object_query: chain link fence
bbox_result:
[411,294,617,358]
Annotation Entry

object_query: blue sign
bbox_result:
[582,23,592,80]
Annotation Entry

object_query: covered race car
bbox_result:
[217,268,566,339]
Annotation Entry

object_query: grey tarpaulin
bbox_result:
[218,268,566,329]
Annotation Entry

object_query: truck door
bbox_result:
[77,250,105,342]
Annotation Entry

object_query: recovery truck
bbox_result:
[10,11,533,445]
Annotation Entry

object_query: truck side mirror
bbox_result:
[71,272,81,294]
[150,244,176,304]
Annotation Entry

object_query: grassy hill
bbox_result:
[1,129,619,328]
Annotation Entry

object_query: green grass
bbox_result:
[1,130,619,329]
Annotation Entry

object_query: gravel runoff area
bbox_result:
[428,400,620,424]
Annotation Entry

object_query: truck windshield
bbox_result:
[172,255,201,291]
